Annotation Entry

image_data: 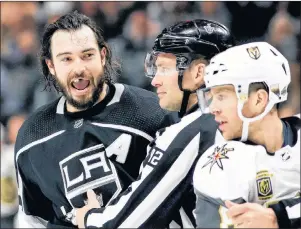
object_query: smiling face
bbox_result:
[46,25,107,111]
[150,53,183,111]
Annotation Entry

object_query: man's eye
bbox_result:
[84,53,94,58]
[217,95,224,101]
[62,57,71,62]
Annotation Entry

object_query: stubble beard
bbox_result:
[54,73,105,111]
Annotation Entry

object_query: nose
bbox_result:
[151,74,162,88]
[73,59,86,76]
[209,100,221,116]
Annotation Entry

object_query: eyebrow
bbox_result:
[156,61,174,68]
[213,87,233,94]
[56,48,97,58]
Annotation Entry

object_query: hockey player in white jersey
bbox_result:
[194,42,300,228]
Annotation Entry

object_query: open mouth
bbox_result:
[71,78,90,90]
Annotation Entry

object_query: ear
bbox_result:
[45,59,55,75]
[251,89,269,114]
[193,63,206,87]
[100,47,106,67]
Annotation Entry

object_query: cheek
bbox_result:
[169,74,180,90]
[162,80,181,102]
[90,56,104,71]
[52,61,70,79]
[164,76,177,91]
[241,98,258,118]
[229,108,243,132]
[224,98,240,121]
[89,62,105,79]
[169,81,183,102]
[231,101,242,122]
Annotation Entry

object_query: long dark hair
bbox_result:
[39,11,120,92]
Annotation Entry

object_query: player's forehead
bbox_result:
[210,85,235,94]
[50,25,99,56]
[155,53,176,67]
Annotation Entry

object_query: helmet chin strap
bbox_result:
[178,69,191,118]
[237,100,276,142]
[240,121,249,142]
[179,91,191,117]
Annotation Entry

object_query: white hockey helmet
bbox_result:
[197,41,291,141]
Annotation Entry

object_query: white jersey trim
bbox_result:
[16,206,48,228]
[107,84,124,106]
[179,207,195,228]
[286,203,300,219]
[92,123,153,142]
[56,96,66,114]
[16,130,66,163]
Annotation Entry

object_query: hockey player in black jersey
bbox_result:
[75,19,236,228]
[14,11,174,228]
[194,42,300,228]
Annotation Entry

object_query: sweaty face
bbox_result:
[209,85,243,140]
[151,53,183,111]
[47,25,106,111]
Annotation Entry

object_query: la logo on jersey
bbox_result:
[256,170,273,200]
[59,144,121,208]
[202,143,234,173]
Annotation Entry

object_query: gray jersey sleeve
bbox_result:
[194,190,245,228]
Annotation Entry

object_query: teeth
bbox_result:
[73,79,83,83]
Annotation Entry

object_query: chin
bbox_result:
[159,100,168,110]
[67,93,98,110]
[222,132,233,141]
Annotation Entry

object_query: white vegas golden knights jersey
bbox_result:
[193,118,300,228]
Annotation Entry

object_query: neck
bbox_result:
[248,114,284,153]
[186,93,198,112]
[66,83,108,113]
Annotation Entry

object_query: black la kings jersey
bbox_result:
[15,83,174,228]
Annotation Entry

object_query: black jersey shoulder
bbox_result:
[104,84,173,136]
[15,98,63,152]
